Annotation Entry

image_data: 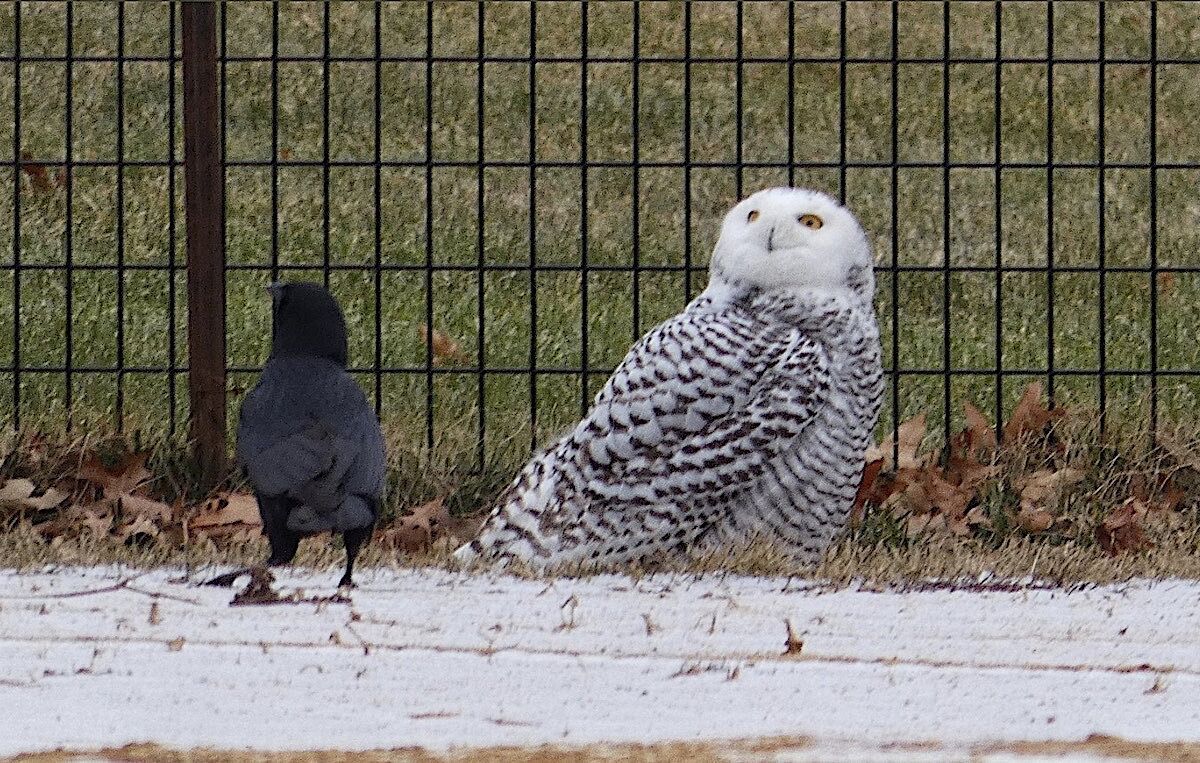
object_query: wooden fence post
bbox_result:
[182,2,226,490]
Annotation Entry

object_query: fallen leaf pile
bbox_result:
[1,451,183,547]
[854,383,1193,555]
[0,381,1194,562]
[855,408,997,538]
[0,445,479,555]
[1095,474,1189,556]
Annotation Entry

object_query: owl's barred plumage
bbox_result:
[456,188,884,569]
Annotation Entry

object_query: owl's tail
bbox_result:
[452,449,563,567]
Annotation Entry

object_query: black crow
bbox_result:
[206,281,386,589]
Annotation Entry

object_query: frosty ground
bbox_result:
[2,568,1200,761]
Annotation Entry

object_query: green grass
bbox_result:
[1,2,1199,507]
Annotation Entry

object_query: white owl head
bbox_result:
[709,187,874,300]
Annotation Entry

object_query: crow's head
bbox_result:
[267,281,349,366]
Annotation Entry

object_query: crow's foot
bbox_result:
[202,567,255,587]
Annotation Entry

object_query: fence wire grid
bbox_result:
[2,1,1200,470]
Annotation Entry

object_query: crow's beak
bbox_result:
[266,282,283,299]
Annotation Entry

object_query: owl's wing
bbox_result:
[488,304,829,565]
[577,307,827,497]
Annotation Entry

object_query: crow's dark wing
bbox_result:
[237,358,385,531]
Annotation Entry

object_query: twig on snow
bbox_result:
[0,572,150,600]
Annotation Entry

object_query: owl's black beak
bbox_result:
[767,226,776,252]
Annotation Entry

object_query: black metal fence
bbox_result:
[2,2,1200,475]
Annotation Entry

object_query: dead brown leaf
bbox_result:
[944,404,1000,500]
[78,507,114,538]
[1130,473,1151,504]
[1157,271,1176,299]
[1097,498,1153,555]
[34,504,114,539]
[78,451,153,499]
[962,402,997,453]
[35,487,69,511]
[377,497,480,553]
[24,431,50,467]
[1159,481,1187,514]
[117,494,174,523]
[945,453,999,494]
[904,511,937,537]
[418,323,470,366]
[961,505,990,529]
[19,150,59,194]
[1130,473,1187,515]
[188,493,261,540]
[0,478,34,503]
[1014,467,1084,517]
[849,458,884,528]
[378,497,446,552]
[1003,382,1064,443]
[923,471,971,523]
[783,619,804,656]
[867,413,928,471]
[867,410,993,537]
[113,515,160,544]
[1016,506,1055,533]
[893,466,977,538]
[0,478,68,512]
[905,470,969,519]
[860,410,1003,534]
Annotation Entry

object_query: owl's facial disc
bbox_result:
[711,187,872,294]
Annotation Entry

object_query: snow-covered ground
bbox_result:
[2,567,1199,760]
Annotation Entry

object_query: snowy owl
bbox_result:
[456,187,884,569]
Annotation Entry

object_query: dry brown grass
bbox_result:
[12,734,1200,763]
[4,739,788,763]
[997,735,1200,763]
[1,400,1198,586]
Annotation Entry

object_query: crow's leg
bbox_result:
[338,524,374,588]
[258,494,301,566]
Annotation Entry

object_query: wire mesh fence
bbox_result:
[1,2,1199,473]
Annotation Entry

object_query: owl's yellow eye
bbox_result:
[747,210,760,222]
[799,214,823,230]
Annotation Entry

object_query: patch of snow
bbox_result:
[1,567,1198,757]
